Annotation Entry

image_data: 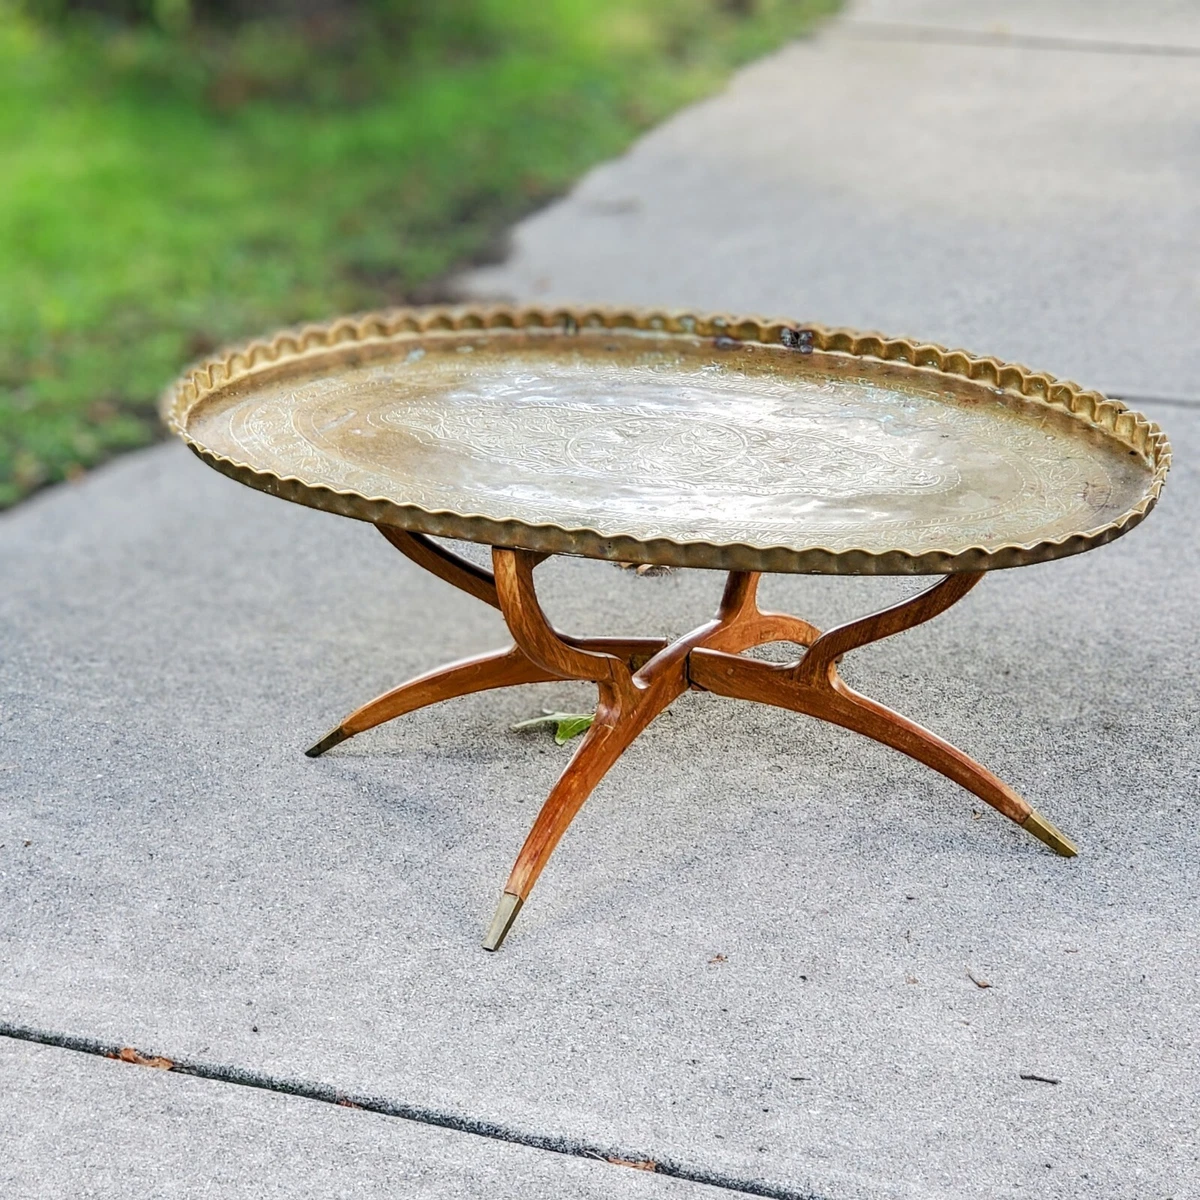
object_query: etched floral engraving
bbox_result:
[196,348,1145,556]
[374,383,951,498]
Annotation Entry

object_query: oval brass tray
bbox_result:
[162,307,1170,575]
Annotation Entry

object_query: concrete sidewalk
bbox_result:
[469,0,1199,402]
[3,3,1197,1198]
[0,1039,722,1200]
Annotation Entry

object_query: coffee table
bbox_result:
[163,306,1170,950]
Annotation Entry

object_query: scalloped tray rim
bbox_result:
[161,305,1172,576]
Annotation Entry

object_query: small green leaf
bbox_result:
[553,714,594,744]
[511,709,595,745]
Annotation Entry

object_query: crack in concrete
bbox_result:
[1,1021,829,1200]
[843,21,1200,59]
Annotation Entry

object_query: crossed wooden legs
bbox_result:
[307,525,1077,951]
[305,527,666,757]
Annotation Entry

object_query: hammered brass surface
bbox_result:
[164,308,1169,574]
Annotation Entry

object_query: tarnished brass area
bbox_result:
[482,892,524,952]
[1022,810,1080,857]
[305,726,349,759]
[161,306,1170,576]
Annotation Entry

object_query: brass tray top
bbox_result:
[162,307,1170,574]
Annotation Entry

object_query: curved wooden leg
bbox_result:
[484,550,647,948]
[688,572,1078,857]
[306,646,559,757]
[311,529,668,759]
[485,561,862,948]
[483,683,651,950]
[689,649,1076,855]
[306,635,672,758]
[819,679,1076,855]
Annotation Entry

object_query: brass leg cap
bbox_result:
[482,892,524,952]
[305,726,350,758]
[1022,809,1079,857]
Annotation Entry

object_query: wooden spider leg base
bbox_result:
[483,555,1076,950]
[482,548,823,950]
[689,574,1078,860]
[305,526,668,758]
[306,525,1077,953]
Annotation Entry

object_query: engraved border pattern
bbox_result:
[159,306,1171,576]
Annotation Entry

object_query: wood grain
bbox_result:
[311,531,1067,950]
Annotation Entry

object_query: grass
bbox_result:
[0,0,838,507]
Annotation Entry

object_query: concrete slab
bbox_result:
[3,4,1198,1198]
[0,1038,722,1198]
[465,9,1200,401]
[847,0,1200,51]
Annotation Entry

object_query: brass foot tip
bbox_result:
[1022,809,1079,858]
[482,892,524,952]
[305,727,349,758]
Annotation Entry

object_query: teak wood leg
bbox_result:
[689,574,1077,860]
[484,547,706,949]
[306,526,668,756]
[306,646,559,758]
[306,526,1078,952]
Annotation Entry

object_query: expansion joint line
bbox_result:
[0,1022,830,1200]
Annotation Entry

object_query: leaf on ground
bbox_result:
[511,709,595,744]
[966,971,992,989]
[553,715,595,744]
[607,1158,658,1172]
[112,1046,174,1070]
[615,562,674,576]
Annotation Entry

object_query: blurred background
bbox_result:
[0,0,837,508]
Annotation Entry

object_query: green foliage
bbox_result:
[511,710,596,745]
[0,0,837,506]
